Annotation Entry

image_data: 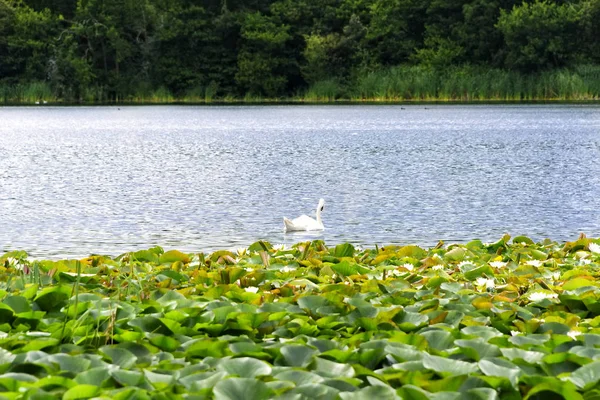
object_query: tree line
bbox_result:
[1,0,599,102]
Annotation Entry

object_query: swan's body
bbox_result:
[283,199,325,232]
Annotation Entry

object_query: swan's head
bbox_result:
[317,198,325,213]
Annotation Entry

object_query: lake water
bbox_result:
[1,104,599,258]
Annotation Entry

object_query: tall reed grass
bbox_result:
[0,82,56,104]
[2,66,600,104]
[320,65,600,102]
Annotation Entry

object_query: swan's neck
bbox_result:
[316,209,322,225]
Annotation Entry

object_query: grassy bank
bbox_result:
[2,66,600,105]
[1,235,600,398]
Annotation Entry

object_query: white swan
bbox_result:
[283,199,325,232]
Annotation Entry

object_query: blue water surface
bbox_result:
[1,104,599,258]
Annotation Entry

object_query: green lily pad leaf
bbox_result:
[297,295,329,311]
[159,250,190,264]
[35,376,76,390]
[110,369,144,387]
[99,347,137,369]
[3,295,31,314]
[63,384,101,400]
[313,358,355,378]
[421,330,455,351]
[463,265,494,281]
[500,348,545,364]
[461,388,499,400]
[393,311,428,332]
[274,370,324,385]
[333,243,355,258]
[47,354,91,374]
[217,357,272,378]
[513,236,535,245]
[132,249,159,263]
[213,378,273,400]
[149,335,180,352]
[74,367,111,386]
[33,286,71,312]
[280,345,318,367]
[180,371,228,391]
[128,316,174,335]
[185,339,229,358]
[156,270,189,282]
[339,385,401,399]
[19,338,59,352]
[397,384,432,400]
[567,360,600,390]
[524,379,583,400]
[444,247,466,262]
[563,278,596,291]
[478,358,521,388]
[461,326,504,341]
[283,383,340,400]
[456,339,501,361]
[422,355,479,376]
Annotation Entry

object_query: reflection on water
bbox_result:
[0,104,599,258]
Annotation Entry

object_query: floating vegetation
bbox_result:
[1,235,600,399]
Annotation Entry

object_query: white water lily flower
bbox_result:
[245,267,254,272]
[237,247,247,256]
[489,261,507,269]
[510,330,520,336]
[552,271,561,281]
[273,244,287,251]
[401,263,414,271]
[280,266,296,273]
[458,261,475,269]
[580,259,592,265]
[476,277,495,290]
[567,330,582,340]
[528,291,558,302]
[431,265,444,271]
[526,260,543,267]
[589,243,600,254]
[244,286,259,293]
[389,269,403,277]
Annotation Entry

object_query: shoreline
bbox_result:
[3,98,600,107]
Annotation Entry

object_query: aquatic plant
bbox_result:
[1,235,600,398]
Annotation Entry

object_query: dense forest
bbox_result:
[1,0,599,102]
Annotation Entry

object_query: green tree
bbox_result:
[235,12,292,97]
[496,0,583,71]
[367,0,427,65]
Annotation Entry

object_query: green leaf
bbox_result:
[422,355,479,376]
[568,360,600,390]
[110,369,144,387]
[74,367,110,386]
[274,370,324,385]
[63,384,101,400]
[280,345,318,367]
[478,358,521,388]
[313,357,355,378]
[213,378,273,400]
[3,295,31,313]
[456,339,501,361]
[149,335,180,352]
[339,385,401,400]
[333,244,355,258]
[33,286,71,312]
[100,347,137,369]
[217,357,272,378]
[185,339,229,358]
[159,250,190,264]
[524,379,583,400]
